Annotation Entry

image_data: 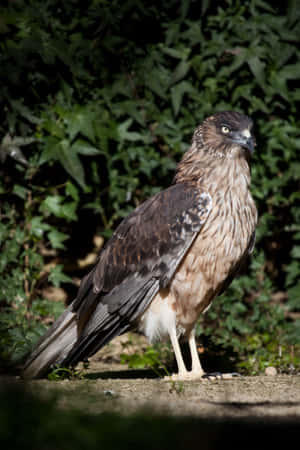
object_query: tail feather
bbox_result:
[63,318,130,367]
[61,280,157,367]
[22,301,126,378]
[61,301,130,367]
[22,306,77,379]
[22,272,160,379]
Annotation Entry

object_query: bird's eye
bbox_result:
[221,126,230,134]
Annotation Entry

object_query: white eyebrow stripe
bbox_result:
[241,129,251,138]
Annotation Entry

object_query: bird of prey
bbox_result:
[23,111,257,380]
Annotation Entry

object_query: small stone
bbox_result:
[103,390,116,397]
[265,366,277,376]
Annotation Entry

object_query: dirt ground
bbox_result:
[3,368,300,450]
[15,359,300,419]
[2,335,299,420]
[2,337,299,450]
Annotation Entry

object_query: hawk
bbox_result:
[23,111,257,380]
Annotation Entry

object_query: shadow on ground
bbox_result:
[85,368,164,379]
[1,383,299,450]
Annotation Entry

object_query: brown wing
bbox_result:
[64,182,211,365]
[95,184,212,292]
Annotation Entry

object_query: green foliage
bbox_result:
[120,342,184,392]
[47,364,88,380]
[121,347,163,371]
[120,340,174,374]
[0,189,67,363]
[0,0,299,372]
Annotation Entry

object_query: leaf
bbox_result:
[9,100,42,124]
[72,139,100,155]
[287,286,300,312]
[161,47,184,59]
[57,139,86,189]
[144,68,168,99]
[48,229,69,249]
[254,0,275,13]
[12,184,27,200]
[287,0,300,25]
[117,119,143,142]
[40,195,77,221]
[13,136,36,146]
[170,81,195,116]
[67,108,95,142]
[30,217,50,238]
[291,246,300,259]
[170,60,191,85]
[217,48,247,77]
[61,202,78,221]
[279,63,300,81]
[165,23,180,46]
[0,135,29,166]
[65,181,79,201]
[247,56,266,89]
[201,0,211,15]
[38,137,60,165]
[48,265,72,287]
[41,195,64,217]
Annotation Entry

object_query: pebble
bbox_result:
[265,366,277,376]
[103,390,116,397]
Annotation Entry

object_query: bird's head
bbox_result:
[196,111,255,158]
[174,111,255,184]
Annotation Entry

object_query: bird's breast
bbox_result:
[168,182,257,329]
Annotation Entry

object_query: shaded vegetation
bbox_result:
[0,0,299,373]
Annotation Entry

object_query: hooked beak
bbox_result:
[232,130,255,154]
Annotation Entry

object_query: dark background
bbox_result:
[0,0,299,375]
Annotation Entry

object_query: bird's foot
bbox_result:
[164,371,204,382]
[164,371,241,382]
[202,372,241,381]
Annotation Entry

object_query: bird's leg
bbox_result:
[188,329,204,376]
[188,330,240,379]
[168,326,189,378]
[167,327,204,381]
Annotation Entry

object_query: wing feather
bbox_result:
[65,182,212,365]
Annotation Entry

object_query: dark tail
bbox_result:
[22,305,78,379]
[22,299,131,379]
[22,269,158,378]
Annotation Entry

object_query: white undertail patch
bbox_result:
[139,295,177,343]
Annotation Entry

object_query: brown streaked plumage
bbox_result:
[23,111,257,380]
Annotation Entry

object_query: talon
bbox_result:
[202,372,223,380]
[164,371,204,381]
[202,371,242,380]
